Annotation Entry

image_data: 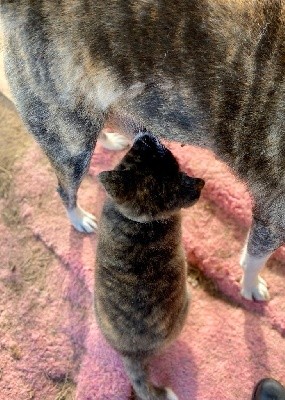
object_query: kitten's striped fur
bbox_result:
[95,132,204,399]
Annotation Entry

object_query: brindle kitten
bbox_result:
[95,132,204,400]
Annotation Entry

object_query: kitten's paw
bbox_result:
[67,206,97,233]
[240,275,270,301]
[99,131,130,151]
[165,388,179,400]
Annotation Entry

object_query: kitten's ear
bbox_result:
[98,170,133,199]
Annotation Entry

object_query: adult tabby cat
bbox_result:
[95,131,204,400]
[1,0,284,301]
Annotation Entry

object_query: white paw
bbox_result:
[165,387,179,400]
[67,206,97,233]
[99,131,130,151]
[240,275,270,301]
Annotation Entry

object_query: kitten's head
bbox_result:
[98,132,204,221]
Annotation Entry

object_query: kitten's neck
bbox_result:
[102,199,182,245]
[105,198,180,226]
[115,203,179,225]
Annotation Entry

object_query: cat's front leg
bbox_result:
[240,218,282,301]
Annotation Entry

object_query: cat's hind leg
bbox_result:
[99,130,130,151]
[240,246,271,301]
[123,356,178,400]
[19,93,104,232]
[240,218,283,301]
[47,112,104,233]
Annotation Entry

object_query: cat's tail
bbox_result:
[123,355,178,400]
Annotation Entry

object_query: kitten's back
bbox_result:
[95,198,188,356]
[94,133,205,399]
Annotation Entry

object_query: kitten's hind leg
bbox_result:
[123,356,178,400]
[240,218,283,301]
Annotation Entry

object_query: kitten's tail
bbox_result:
[123,356,178,400]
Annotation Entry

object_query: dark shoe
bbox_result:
[252,378,285,400]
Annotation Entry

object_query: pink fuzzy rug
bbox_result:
[10,138,285,400]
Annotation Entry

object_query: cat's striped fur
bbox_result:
[95,132,204,400]
[1,1,285,300]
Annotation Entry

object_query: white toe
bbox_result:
[166,387,179,400]
[240,275,270,301]
[67,206,97,233]
[99,131,130,151]
[240,248,271,301]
